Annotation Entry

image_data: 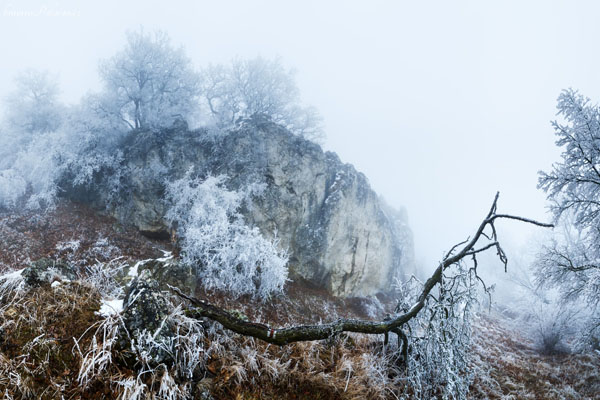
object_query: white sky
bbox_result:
[1,0,599,269]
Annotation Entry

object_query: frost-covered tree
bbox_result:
[537,89,600,348]
[98,29,201,131]
[392,265,477,399]
[165,173,288,299]
[3,69,63,136]
[0,70,66,209]
[201,57,324,142]
[0,83,129,210]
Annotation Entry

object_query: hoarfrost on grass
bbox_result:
[0,268,25,297]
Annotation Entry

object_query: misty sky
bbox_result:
[1,0,599,269]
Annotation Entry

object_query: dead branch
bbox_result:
[170,192,553,346]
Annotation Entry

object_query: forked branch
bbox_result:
[171,192,553,346]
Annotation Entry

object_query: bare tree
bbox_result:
[98,29,201,131]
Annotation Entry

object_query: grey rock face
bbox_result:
[64,117,413,296]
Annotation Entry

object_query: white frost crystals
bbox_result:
[165,172,288,299]
[0,268,25,300]
[97,298,124,317]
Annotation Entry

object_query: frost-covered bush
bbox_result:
[0,52,130,210]
[508,275,578,354]
[521,293,578,354]
[83,258,126,300]
[0,69,68,209]
[165,173,288,299]
[0,169,27,209]
[394,263,477,399]
[0,129,66,209]
[56,98,128,201]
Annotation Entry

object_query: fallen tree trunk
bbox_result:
[171,192,552,346]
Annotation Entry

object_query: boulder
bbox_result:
[120,269,172,365]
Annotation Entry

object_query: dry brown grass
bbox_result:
[0,281,110,399]
[1,201,599,399]
[203,331,401,400]
[0,200,170,273]
[470,311,600,399]
[184,277,402,399]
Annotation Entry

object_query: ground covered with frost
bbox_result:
[0,201,598,399]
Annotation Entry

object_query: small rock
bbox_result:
[120,269,173,366]
[138,256,196,295]
[22,258,75,287]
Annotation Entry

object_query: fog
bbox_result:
[1,0,599,268]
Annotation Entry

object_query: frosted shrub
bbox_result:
[0,170,27,208]
[0,129,67,210]
[165,173,288,299]
[394,263,477,399]
[90,236,122,260]
[83,257,126,299]
[57,103,127,206]
[509,282,579,354]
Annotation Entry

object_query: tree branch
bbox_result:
[170,192,553,345]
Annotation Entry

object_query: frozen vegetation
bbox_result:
[164,173,288,299]
[0,27,598,400]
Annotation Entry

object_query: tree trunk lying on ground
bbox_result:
[171,192,553,346]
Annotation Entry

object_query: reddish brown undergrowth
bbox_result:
[0,200,170,273]
[0,201,599,399]
[470,311,600,399]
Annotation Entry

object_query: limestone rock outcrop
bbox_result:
[63,116,413,296]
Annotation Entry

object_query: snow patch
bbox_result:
[128,259,152,278]
[97,299,124,317]
[156,250,173,263]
